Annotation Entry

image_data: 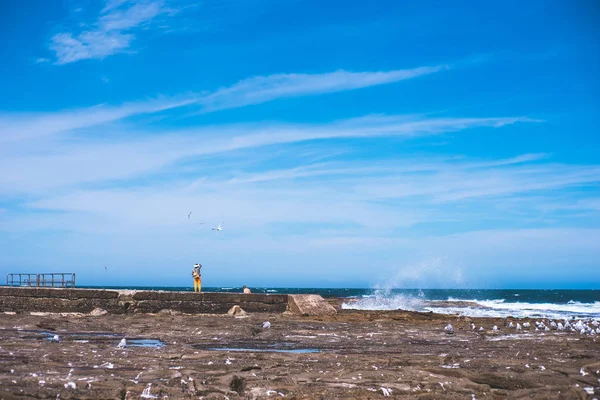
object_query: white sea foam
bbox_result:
[342,292,600,319]
[427,300,600,319]
[341,291,425,311]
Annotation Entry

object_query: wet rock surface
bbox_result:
[0,309,598,399]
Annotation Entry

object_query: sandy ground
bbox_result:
[0,308,599,399]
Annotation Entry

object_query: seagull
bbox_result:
[105,266,108,272]
[444,324,454,335]
[188,212,192,219]
[261,321,271,329]
[516,323,522,331]
[212,222,223,231]
[508,322,514,329]
[117,338,127,348]
[52,334,60,343]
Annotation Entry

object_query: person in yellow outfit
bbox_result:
[192,263,202,292]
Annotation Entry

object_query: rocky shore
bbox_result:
[1,304,599,400]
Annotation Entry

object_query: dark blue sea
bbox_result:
[83,286,600,319]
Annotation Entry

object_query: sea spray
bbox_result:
[341,289,426,311]
[379,257,466,289]
[341,257,464,311]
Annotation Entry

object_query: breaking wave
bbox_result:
[425,299,600,319]
[341,289,426,312]
[343,292,600,319]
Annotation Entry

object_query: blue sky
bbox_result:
[1,0,599,289]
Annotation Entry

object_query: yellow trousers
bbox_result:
[194,277,202,292]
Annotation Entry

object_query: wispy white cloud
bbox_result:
[199,66,449,111]
[0,114,536,194]
[0,95,197,143]
[50,0,170,64]
[2,64,456,143]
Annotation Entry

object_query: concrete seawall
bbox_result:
[0,287,337,316]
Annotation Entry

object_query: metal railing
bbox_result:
[6,273,76,288]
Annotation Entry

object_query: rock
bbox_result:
[227,305,247,317]
[230,375,246,395]
[287,294,337,316]
[90,308,108,316]
[158,309,182,316]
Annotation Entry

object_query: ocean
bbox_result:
[84,286,600,320]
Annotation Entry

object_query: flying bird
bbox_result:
[188,212,192,219]
[212,222,223,231]
[105,266,108,272]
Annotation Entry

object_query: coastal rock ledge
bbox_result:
[0,287,336,316]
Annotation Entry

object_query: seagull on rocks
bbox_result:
[52,335,60,343]
[508,322,514,329]
[479,327,484,331]
[444,324,454,335]
[212,222,223,231]
[516,323,522,331]
[118,338,127,348]
[470,323,475,330]
[550,321,557,329]
[492,326,498,331]
[523,322,530,328]
[261,321,271,329]
[557,322,564,331]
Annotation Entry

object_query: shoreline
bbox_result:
[0,302,598,399]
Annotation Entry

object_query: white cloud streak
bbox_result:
[0,114,536,194]
[0,95,197,143]
[3,64,454,143]
[199,66,449,111]
[50,0,168,64]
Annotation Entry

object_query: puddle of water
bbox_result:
[128,339,165,348]
[33,331,165,347]
[207,347,320,353]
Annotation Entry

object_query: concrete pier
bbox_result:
[0,287,337,316]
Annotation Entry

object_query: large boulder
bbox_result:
[287,295,337,316]
[227,305,247,317]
